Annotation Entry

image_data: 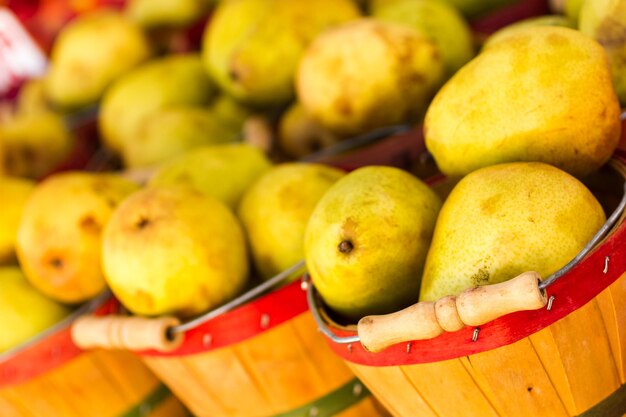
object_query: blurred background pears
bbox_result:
[126,0,212,29]
[45,10,152,110]
[0,177,35,264]
[203,0,361,106]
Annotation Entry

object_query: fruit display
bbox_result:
[2,0,626,416]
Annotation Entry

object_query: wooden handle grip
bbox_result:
[71,315,184,352]
[357,272,547,353]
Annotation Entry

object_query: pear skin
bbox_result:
[102,186,249,317]
[238,163,345,280]
[0,177,35,264]
[0,267,72,352]
[425,27,621,178]
[126,0,210,28]
[278,102,341,159]
[149,143,272,209]
[420,162,606,301]
[16,172,140,303]
[305,166,441,322]
[483,15,576,50]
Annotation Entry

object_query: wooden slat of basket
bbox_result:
[531,299,620,415]
[0,389,35,417]
[149,394,190,417]
[2,374,82,416]
[92,350,159,403]
[597,272,626,383]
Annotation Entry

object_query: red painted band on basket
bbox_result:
[0,297,118,388]
[325,152,626,367]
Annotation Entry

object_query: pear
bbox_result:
[0,267,72,353]
[16,78,49,115]
[420,162,606,301]
[126,0,210,28]
[425,26,621,178]
[210,94,254,132]
[297,19,444,136]
[579,0,626,105]
[203,0,361,106]
[121,106,239,168]
[483,15,576,49]
[99,54,217,154]
[0,111,75,179]
[305,166,441,322]
[149,143,272,209]
[278,102,341,159]
[238,163,344,280]
[437,0,516,18]
[550,0,584,23]
[45,10,151,110]
[372,0,475,77]
[16,172,140,304]
[0,176,35,264]
[102,186,249,317]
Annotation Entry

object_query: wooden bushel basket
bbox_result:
[71,266,390,417]
[0,292,189,417]
[307,150,626,417]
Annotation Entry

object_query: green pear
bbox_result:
[210,94,254,132]
[0,176,35,264]
[278,102,341,159]
[99,54,217,154]
[483,15,576,49]
[420,162,606,301]
[149,143,272,209]
[45,10,151,110]
[238,163,344,280]
[425,26,621,178]
[297,19,444,136]
[0,111,75,179]
[16,172,140,304]
[126,0,211,28]
[305,166,441,322]
[121,106,239,168]
[102,186,249,317]
[0,267,72,353]
[372,0,475,77]
[438,0,517,18]
[550,0,584,23]
[203,0,361,106]
[579,0,626,105]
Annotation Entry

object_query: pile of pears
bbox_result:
[2,0,626,354]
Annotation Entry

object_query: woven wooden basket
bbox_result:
[307,151,626,417]
[0,293,189,417]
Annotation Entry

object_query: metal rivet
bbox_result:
[353,382,363,397]
[139,403,151,416]
[347,344,353,353]
[472,328,480,342]
[547,295,555,311]
[406,342,412,353]
[300,280,310,291]
[309,406,319,417]
[203,334,212,347]
[603,256,610,274]
[260,314,270,329]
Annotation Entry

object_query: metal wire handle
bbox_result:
[308,179,626,345]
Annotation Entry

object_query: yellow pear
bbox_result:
[278,102,341,159]
[210,94,254,132]
[16,172,140,303]
[305,166,441,322]
[149,143,272,209]
[16,78,49,115]
[372,0,475,77]
[126,0,210,28]
[425,26,621,178]
[203,0,360,106]
[420,162,606,301]
[0,267,72,353]
[483,15,576,49]
[579,0,626,105]
[102,186,249,317]
[297,19,444,136]
[45,10,152,110]
[0,111,75,179]
[99,54,217,154]
[121,106,239,168]
[238,163,344,280]
[0,176,35,264]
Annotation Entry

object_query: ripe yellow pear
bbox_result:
[0,267,72,353]
[238,163,344,280]
[45,10,151,109]
[203,0,360,106]
[425,27,621,178]
[149,143,272,209]
[483,15,576,49]
[0,177,35,264]
[16,172,140,303]
[102,186,249,317]
[99,54,217,154]
[420,162,606,301]
[297,19,444,136]
[126,0,210,28]
[305,166,441,322]
[278,102,341,159]
[16,78,49,115]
